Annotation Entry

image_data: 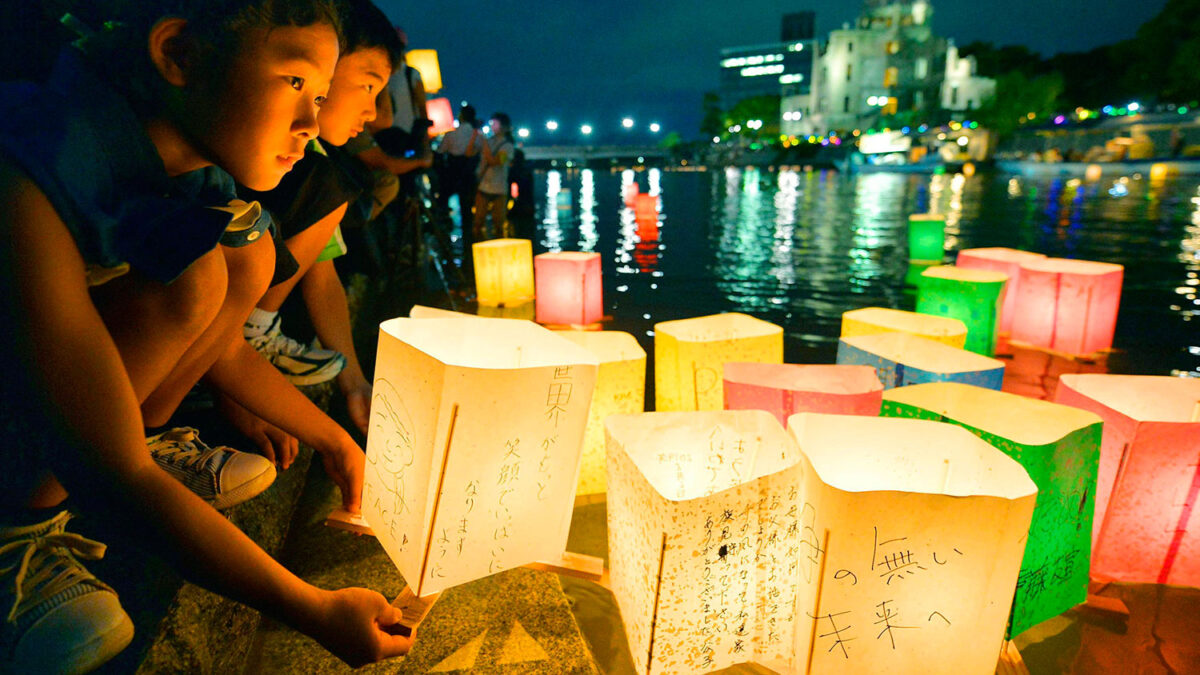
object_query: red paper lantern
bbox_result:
[633,193,657,221]
[723,363,883,425]
[534,252,603,326]
[425,97,455,136]
[1010,258,1123,355]
[1055,374,1200,585]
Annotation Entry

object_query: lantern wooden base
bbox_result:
[525,551,605,583]
[995,640,1030,675]
[390,586,442,638]
[324,508,374,536]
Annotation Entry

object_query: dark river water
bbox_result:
[521,166,1200,379]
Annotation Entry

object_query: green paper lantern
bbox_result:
[881,382,1102,637]
[908,213,946,261]
[916,266,1008,356]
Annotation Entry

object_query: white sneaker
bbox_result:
[247,314,345,386]
[0,511,133,674]
[147,428,276,510]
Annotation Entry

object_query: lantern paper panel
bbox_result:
[555,331,646,496]
[840,307,968,348]
[955,248,1047,334]
[409,304,474,319]
[473,239,535,307]
[364,318,598,596]
[654,313,783,412]
[881,382,1102,636]
[606,411,1037,675]
[722,362,883,425]
[534,252,603,326]
[837,333,1005,390]
[1010,258,1124,355]
[916,266,1008,356]
[634,193,658,221]
[1054,374,1200,586]
[908,213,946,261]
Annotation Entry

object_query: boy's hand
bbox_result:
[307,588,413,667]
[218,393,300,469]
[320,434,365,512]
[340,377,372,438]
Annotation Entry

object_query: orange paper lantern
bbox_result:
[1054,374,1200,585]
[634,193,658,221]
[723,363,882,424]
[955,248,1047,334]
[534,252,603,326]
[1010,258,1123,355]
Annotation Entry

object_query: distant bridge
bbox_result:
[522,144,671,166]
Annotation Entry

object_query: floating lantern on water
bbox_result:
[1054,374,1200,586]
[882,382,1102,636]
[534,252,603,327]
[837,333,1006,390]
[556,331,646,496]
[840,307,968,348]
[409,305,474,319]
[473,239,535,307]
[363,317,598,597]
[605,410,1036,674]
[405,49,442,93]
[1084,164,1103,182]
[916,266,1008,356]
[634,193,658,222]
[654,313,783,411]
[1010,258,1123,355]
[623,182,640,207]
[723,362,882,424]
[908,213,947,262]
[955,248,1046,335]
[425,97,455,136]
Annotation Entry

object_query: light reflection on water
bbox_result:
[530,168,1200,377]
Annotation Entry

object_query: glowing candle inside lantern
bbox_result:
[882,382,1102,636]
[916,266,1008,356]
[473,239,535,307]
[841,307,968,348]
[723,362,883,425]
[1010,258,1124,355]
[1054,374,1200,586]
[654,313,783,412]
[534,252,603,326]
[955,248,1046,334]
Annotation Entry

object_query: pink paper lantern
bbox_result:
[633,193,657,221]
[722,363,883,425]
[1055,374,1200,586]
[622,182,640,207]
[534,252,603,326]
[1010,258,1124,355]
[956,248,1047,334]
[425,97,455,136]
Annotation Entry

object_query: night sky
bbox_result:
[378,1,1170,142]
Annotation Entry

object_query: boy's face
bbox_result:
[186,23,339,191]
[318,47,392,146]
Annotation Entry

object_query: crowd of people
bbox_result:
[0,0,522,670]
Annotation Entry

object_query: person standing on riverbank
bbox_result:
[474,112,515,239]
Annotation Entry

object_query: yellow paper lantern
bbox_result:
[605,410,1036,674]
[363,317,598,596]
[840,307,967,347]
[406,49,442,93]
[555,331,646,496]
[654,313,783,411]
[473,239,535,307]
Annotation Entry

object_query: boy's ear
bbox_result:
[147,17,193,88]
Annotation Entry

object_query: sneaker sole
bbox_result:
[211,465,278,510]
[280,357,346,387]
[12,593,134,675]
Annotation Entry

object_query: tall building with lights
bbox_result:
[717,11,817,113]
